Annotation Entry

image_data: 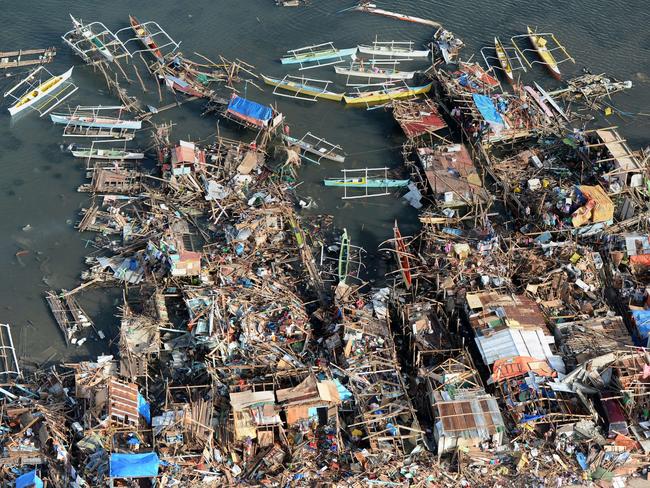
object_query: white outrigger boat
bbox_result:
[334,63,415,80]
[6,67,75,116]
[71,147,145,160]
[357,41,429,58]
[50,106,142,130]
[69,14,114,62]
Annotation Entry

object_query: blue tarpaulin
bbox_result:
[16,470,44,488]
[227,96,272,123]
[333,378,353,401]
[110,452,159,478]
[138,392,151,425]
[632,310,650,339]
[472,94,504,126]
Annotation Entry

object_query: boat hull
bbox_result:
[334,66,414,80]
[357,45,429,58]
[527,26,561,79]
[130,15,165,62]
[262,75,344,101]
[324,178,409,188]
[281,47,357,65]
[343,82,432,105]
[50,113,142,130]
[71,150,144,160]
[494,37,513,82]
[8,67,74,116]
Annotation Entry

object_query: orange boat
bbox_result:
[393,221,412,289]
[129,15,165,63]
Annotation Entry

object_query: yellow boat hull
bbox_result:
[343,82,432,105]
[262,74,344,101]
[527,26,561,79]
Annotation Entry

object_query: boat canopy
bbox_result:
[472,94,504,126]
[227,95,273,123]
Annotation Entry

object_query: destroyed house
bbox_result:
[170,140,206,176]
[276,375,341,426]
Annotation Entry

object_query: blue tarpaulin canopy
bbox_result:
[632,310,650,339]
[227,96,272,123]
[472,94,504,126]
[110,452,160,478]
[16,470,44,488]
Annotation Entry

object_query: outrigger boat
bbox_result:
[283,133,345,163]
[280,45,357,65]
[494,37,513,82]
[7,67,74,116]
[357,42,429,58]
[71,147,145,160]
[50,112,142,130]
[323,177,409,188]
[353,3,440,27]
[338,229,350,283]
[70,14,113,62]
[527,26,561,79]
[334,63,415,80]
[393,221,412,289]
[129,15,165,63]
[262,74,344,101]
[343,82,432,105]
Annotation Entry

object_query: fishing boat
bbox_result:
[261,74,344,101]
[70,14,113,62]
[494,37,513,82]
[338,229,350,283]
[164,74,209,98]
[71,147,145,160]
[280,46,357,65]
[527,26,561,79]
[50,112,142,130]
[357,42,429,58]
[129,15,165,62]
[434,29,464,64]
[343,82,432,105]
[523,86,554,118]
[8,67,74,116]
[354,3,440,27]
[283,134,345,163]
[334,64,415,80]
[533,81,569,121]
[323,177,410,188]
[393,221,412,289]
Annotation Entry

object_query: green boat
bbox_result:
[338,229,350,283]
[324,177,410,188]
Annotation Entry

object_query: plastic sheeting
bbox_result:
[632,310,650,340]
[109,452,159,478]
[227,96,272,123]
[472,94,504,126]
[16,470,44,488]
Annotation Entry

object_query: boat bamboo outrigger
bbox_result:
[511,27,575,80]
[343,82,432,106]
[280,42,357,70]
[283,132,345,164]
[50,105,142,130]
[4,66,78,117]
[262,74,344,102]
[358,40,429,59]
[353,2,441,27]
[71,147,145,160]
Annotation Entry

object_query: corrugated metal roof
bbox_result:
[108,378,139,426]
[436,393,504,439]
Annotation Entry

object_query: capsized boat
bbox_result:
[280,46,357,65]
[164,74,210,98]
[494,37,513,82]
[323,177,410,187]
[262,74,344,101]
[130,15,164,62]
[70,14,113,62]
[334,64,415,80]
[527,26,561,79]
[393,221,412,289]
[8,67,74,116]
[50,112,142,130]
[71,147,144,159]
[354,3,440,27]
[357,43,429,58]
[283,134,345,163]
[343,82,432,105]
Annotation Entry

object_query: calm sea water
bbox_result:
[0,0,647,362]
